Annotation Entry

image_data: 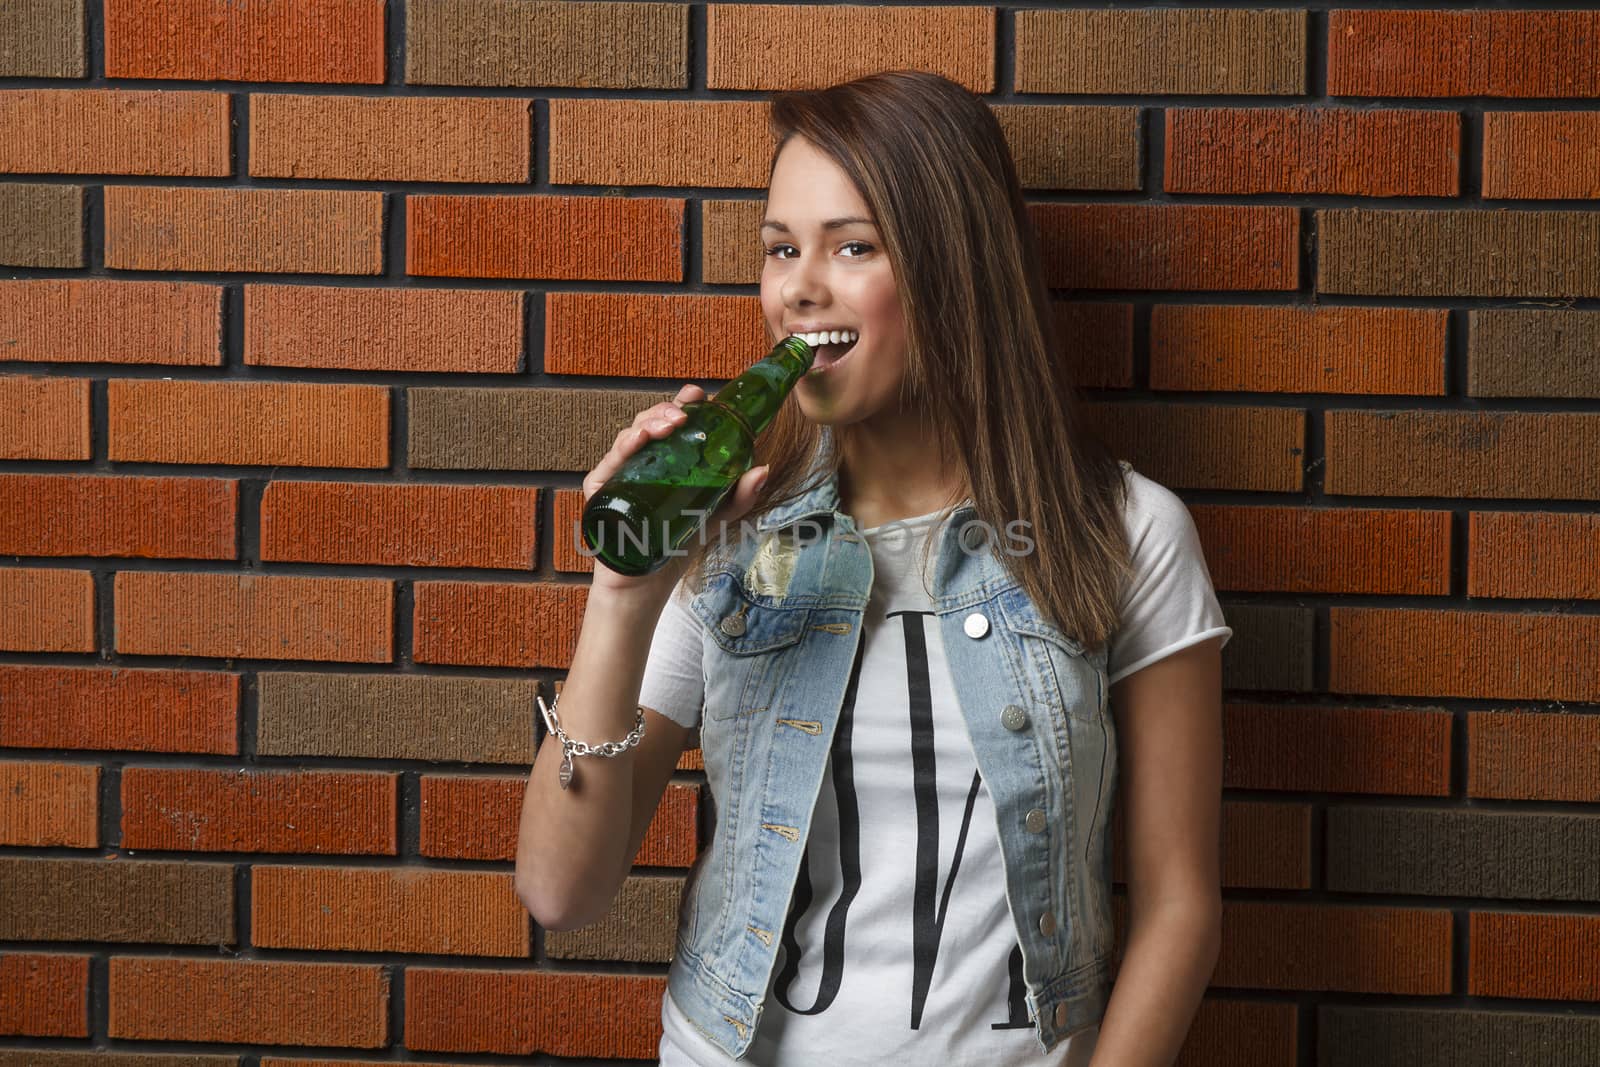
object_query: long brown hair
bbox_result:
[682,69,1132,652]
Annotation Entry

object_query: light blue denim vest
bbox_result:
[667,454,1123,1059]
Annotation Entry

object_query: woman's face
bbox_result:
[760,136,909,426]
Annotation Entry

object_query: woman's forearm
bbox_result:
[1087,900,1222,1067]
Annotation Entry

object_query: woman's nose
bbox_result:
[781,250,829,307]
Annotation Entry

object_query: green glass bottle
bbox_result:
[580,335,816,577]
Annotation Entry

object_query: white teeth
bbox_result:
[791,329,858,347]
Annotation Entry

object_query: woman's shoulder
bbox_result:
[1114,461,1202,557]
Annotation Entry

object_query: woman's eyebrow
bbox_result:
[760,216,876,233]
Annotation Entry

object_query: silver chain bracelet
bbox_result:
[536,691,646,791]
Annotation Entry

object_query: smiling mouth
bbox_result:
[794,336,859,375]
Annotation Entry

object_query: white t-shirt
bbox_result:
[642,467,1231,1066]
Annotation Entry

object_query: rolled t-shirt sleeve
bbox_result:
[1107,470,1232,686]
[638,577,706,730]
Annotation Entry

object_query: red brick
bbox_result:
[1330,606,1600,702]
[1329,10,1600,98]
[0,88,229,175]
[0,761,99,848]
[244,284,523,373]
[1220,801,1311,891]
[107,379,389,468]
[1166,106,1459,197]
[404,967,664,1058]
[0,953,89,1038]
[0,664,238,754]
[261,481,539,569]
[1081,402,1306,492]
[412,581,585,668]
[114,572,393,663]
[545,292,765,377]
[105,186,384,275]
[549,99,769,187]
[1214,901,1451,994]
[1174,999,1298,1067]
[1054,300,1134,389]
[0,566,94,653]
[108,957,388,1046]
[0,376,89,460]
[1151,304,1446,395]
[1469,913,1600,1000]
[250,93,530,182]
[121,767,397,854]
[1468,711,1600,804]
[1190,504,1450,594]
[1483,112,1600,199]
[707,5,995,92]
[1222,702,1452,796]
[1030,204,1298,290]
[104,0,385,83]
[1468,511,1600,599]
[0,474,235,559]
[0,279,222,366]
[407,194,683,281]
[552,488,595,574]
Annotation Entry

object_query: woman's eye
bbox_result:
[840,241,873,256]
[761,241,873,259]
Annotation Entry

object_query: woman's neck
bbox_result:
[834,413,969,530]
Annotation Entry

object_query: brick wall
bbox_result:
[2,2,1599,1065]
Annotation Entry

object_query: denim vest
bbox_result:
[667,457,1123,1059]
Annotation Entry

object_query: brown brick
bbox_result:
[261,481,539,569]
[1214,901,1451,994]
[1176,1000,1298,1067]
[403,967,663,1058]
[0,857,233,944]
[105,186,383,274]
[1222,603,1315,693]
[1191,504,1450,594]
[1054,300,1135,389]
[1319,1005,1600,1067]
[0,182,83,267]
[253,866,526,956]
[552,488,593,574]
[544,874,680,962]
[407,385,675,471]
[1220,801,1311,891]
[412,580,585,668]
[1032,204,1298,291]
[0,953,89,1038]
[1318,208,1600,298]
[1331,606,1600,702]
[1468,710,1600,803]
[0,0,85,78]
[1081,402,1306,491]
[1223,703,1451,796]
[1329,11,1600,98]
[1469,913,1600,1000]
[1484,112,1600,199]
[0,376,89,460]
[121,768,398,854]
[1151,304,1446,395]
[545,292,764,377]
[701,198,763,285]
[0,664,238,754]
[244,284,523,373]
[115,572,393,663]
[1468,308,1600,399]
[1325,410,1600,500]
[107,379,389,468]
[250,93,530,182]
[108,957,388,1046]
[1016,9,1305,95]
[995,104,1140,191]
[257,671,534,764]
[708,5,994,92]
[405,0,687,89]
[407,193,681,281]
[1167,106,1458,197]
[1468,511,1600,599]
[0,474,235,559]
[0,279,222,366]
[549,99,769,187]
[0,566,94,653]
[104,0,385,83]
[0,761,98,849]
[0,89,230,175]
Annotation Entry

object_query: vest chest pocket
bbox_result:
[690,571,811,720]
[1002,612,1108,727]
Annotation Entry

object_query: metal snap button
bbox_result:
[963,612,989,639]
[1054,1002,1068,1028]
[720,613,746,637]
[1039,910,1056,937]
[1000,704,1028,731]
[1025,807,1047,834]
[959,522,988,552]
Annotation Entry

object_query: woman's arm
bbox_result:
[1089,635,1227,1067]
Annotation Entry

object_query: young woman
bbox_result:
[516,70,1231,1067]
